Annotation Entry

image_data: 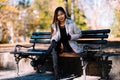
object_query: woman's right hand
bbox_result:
[52,40,57,48]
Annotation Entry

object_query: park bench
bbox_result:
[10,29,117,80]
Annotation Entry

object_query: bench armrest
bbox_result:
[16,44,33,48]
[13,44,34,53]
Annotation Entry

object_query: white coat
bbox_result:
[51,19,83,54]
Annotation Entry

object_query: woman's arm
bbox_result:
[50,24,59,42]
[50,25,54,38]
[70,22,82,40]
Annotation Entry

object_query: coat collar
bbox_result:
[65,18,73,24]
[65,18,73,34]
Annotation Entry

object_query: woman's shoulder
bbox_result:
[66,18,75,24]
[51,23,54,26]
[51,23,56,29]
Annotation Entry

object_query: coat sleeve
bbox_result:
[70,22,82,40]
[50,24,59,42]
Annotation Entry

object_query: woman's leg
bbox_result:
[51,48,58,80]
[51,41,61,80]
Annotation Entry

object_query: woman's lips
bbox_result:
[59,18,64,21]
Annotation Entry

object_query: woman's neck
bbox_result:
[60,21,65,26]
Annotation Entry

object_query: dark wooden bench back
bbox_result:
[77,29,110,44]
[30,32,51,44]
[30,29,110,45]
[29,29,110,56]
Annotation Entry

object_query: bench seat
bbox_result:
[59,52,80,57]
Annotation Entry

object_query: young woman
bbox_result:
[50,6,83,80]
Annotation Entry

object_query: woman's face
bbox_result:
[57,11,65,22]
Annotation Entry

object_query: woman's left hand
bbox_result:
[67,34,71,40]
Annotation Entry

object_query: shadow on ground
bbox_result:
[2,72,54,80]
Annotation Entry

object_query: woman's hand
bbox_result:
[52,40,57,48]
[67,34,71,40]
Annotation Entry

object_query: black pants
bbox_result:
[51,41,61,80]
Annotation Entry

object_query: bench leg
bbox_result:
[16,62,20,76]
[80,57,88,80]
[14,54,22,76]
[100,56,112,80]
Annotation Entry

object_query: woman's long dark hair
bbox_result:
[52,7,67,31]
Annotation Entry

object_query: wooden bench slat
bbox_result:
[10,51,46,55]
[77,40,107,44]
[59,52,80,57]
[27,49,47,52]
[32,32,51,35]
[30,40,50,44]
[28,49,47,55]
[82,34,108,38]
[31,35,50,39]
[82,29,110,34]
[102,52,120,57]
[31,35,108,39]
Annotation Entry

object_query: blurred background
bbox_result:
[0,0,120,80]
[0,0,120,43]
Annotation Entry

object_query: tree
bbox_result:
[111,8,120,37]
[109,0,120,37]
[27,0,64,32]
[66,0,88,30]
[77,0,115,30]
[74,5,88,30]
[0,0,18,43]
